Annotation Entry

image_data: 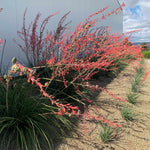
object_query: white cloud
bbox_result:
[121,0,150,42]
[139,1,150,7]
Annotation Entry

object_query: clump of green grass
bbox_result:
[127,61,145,104]
[99,124,120,143]
[127,92,139,104]
[135,65,145,78]
[121,106,137,121]
[131,74,142,93]
[100,125,114,143]
[131,62,145,93]
[0,78,73,150]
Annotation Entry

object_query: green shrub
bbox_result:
[141,42,148,51]
[142,51,150,58]
[0,79,73,150]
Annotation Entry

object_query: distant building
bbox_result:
[0,0,123,70]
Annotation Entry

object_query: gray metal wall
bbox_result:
[0,0,122,71]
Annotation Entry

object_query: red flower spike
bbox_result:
[27,78,30,83]
[121,2,125,7]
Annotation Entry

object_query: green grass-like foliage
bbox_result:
[121,106,136,121]
[131,63,145,93]
[127,92,139,104]
[135,65,145,77]
[0,78,72,150]
[131,74,142,93]
[99,125,116,143]
[142,51,150,58]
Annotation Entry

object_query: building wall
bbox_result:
[0,0,123,70]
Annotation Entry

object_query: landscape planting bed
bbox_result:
[56,59,150,150]
[1,4,148,149]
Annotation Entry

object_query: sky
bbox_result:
[119,0,150,43]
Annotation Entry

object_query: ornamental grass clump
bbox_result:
[99,123,120,143]
[100,125,115,143]
[121,106,137,121]
[0,77,73,150]
[127,92,139,104]
[127,60,145,104]
[131,61,145,93]
[131,75,142,93]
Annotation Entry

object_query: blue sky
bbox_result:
[119,0,150,42]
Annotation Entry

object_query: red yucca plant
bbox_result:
[0,39,2,46]
[10,3,145,128]
[11,2,143,130]
[15,9,71,67]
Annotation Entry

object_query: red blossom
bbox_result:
[121,2,125,7]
